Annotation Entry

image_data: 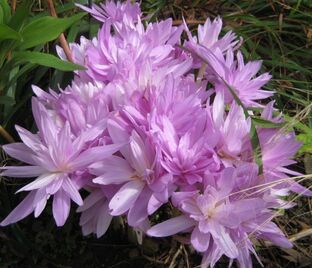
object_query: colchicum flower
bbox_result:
[1,1,310,267]
[1,99,122,226]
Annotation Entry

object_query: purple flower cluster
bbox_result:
[1,1,311,267]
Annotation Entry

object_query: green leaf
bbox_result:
[12,51,86,71]
[0,95,14,105]
[251,117,286,128]
[285,115,312,134]
[0,24,21,41]
[19,12,86,49]
[297,134,312,154]
[0,7,4,24]
[8,0,32,31]
[0,0,11,24]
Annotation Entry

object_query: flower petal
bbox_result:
[209,220,238,258]
[93,171,132,185]
[16,173,57,193]
[96,202,112,238]
[15,125,41,151]
[71,143,126,169]
[128,187,152,227]
[1,166,46,178]
[2,143,38,165]
[109,180,144,216]
[0,191,36,226]
[52,189,70,226]
[34,188,48,218]
[147,215,195,237]
[62,176,83,206]
[191,226,211,252]
[77,189,104,213]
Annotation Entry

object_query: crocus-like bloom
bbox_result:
[77,185,117,238]
[55,80,112,136]
[209,92,251,166]
[1,1,310,268]
[148,166,292,267]
[258,102,312,196]
[184,17,239,55]
[90,125,174,227]
[1,99,123,226]
[157,115,220,186]
[189,46,273,107]
[76,0,141,24]
[83,9,184,83]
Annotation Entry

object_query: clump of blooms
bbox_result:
[1,1,311,267]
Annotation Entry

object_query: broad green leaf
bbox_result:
[19,12,86,49]
[0,0,11,24]
[8,0,32,31]
[0,95,14,105]
[251,117,286,128]
[31,3,77,19]
[12,51,86,71]
[0,7,3,24]
[0,24,21,41]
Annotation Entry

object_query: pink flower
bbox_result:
[190,46,273,107]
[77,186,117,238]
[258,102,312,196]
[148,166,292,267]
[84,16,183,83]
[210,92,251,166]
[56,36,97,82]
[90,123,174,227]
[77,0,141,24]
[55,80,112,135]
[0,2,309,267]
[157,115,220,185]
[1,99,123,226]
[184,17,239,55]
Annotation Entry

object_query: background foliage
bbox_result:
[0,0,311,267]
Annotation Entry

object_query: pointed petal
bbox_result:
[147,215,195,237]
[16,173,57,193]
[201,241,223,268]
[52,189,70,227]
[15,125,41,151]
[34,188,48,218]
[46,176,63,195]
[77,190,103,212]
[129,131,150,174]
[93,171,132,185]
[209,221,238,258]
[191,226,211,252]
[2,143,38,165]
[109,180,144,216]
[212,91,224,128]
[290,182,312,197]
[128,187,152,227]
[62,176,83,205]
[0,191,36,226]
[89,156,133,176]
[1,166,46,178]
[81,220,95,236]
[96,202,112,238]
[71,143,126,169]
[32,85,55,101]
[147,194,163,215]
[79,200,102,226]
